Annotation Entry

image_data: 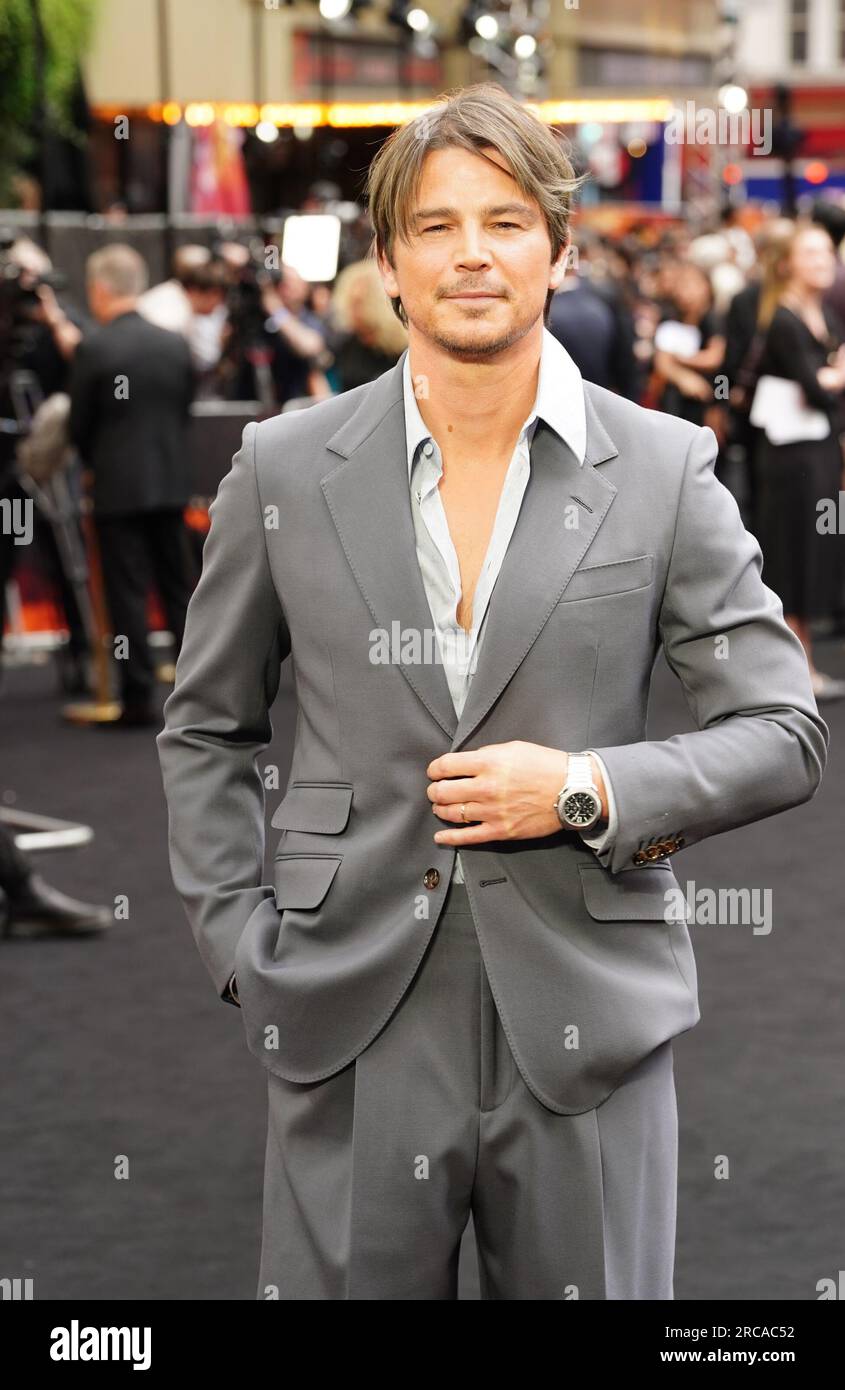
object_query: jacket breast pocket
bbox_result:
[578,860,688,922]
[562,553,654,603]
[271,781,353,833]
[273,853,342,909]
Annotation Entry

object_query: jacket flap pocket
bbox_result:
[273,854,342,909]
[563,553,653,602]
[579,861,681,921]
[271,782,353,832]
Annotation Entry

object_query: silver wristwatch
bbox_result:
[554,753,603,833]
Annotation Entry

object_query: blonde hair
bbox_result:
[331,259,408,357]
[756,218,818,331]
[364,82,585,327]
[86,243,148,298]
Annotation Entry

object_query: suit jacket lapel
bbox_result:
[320,360,619,749]
[321,356,459,738]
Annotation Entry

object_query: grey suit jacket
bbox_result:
[157,352,828,1115]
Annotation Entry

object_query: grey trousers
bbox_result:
[256,880,678,1300]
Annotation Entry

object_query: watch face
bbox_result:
[562,791,600,826]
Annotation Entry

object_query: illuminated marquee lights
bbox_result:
[97,98,676,129]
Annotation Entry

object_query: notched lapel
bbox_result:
[321,358,459,739]
[319,365,620,752]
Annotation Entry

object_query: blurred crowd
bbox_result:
[3,196,845,724]
[4,195,845,935]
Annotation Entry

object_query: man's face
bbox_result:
[378,145,568,359]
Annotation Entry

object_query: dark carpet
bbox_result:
[1,642,842,1300]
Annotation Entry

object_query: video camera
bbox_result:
[211,236,282,351]
[0,230,67,375]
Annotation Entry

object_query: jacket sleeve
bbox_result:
[67,336,99,460]
[579,751,618,853]
[589,423,828,873]
[156,421,291,998]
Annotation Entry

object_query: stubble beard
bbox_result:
[409,296,541,363]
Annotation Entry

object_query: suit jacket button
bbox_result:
[644,845,662,860]
[423,867,440,889]
[632,850,648,865]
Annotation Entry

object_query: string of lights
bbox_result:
[263,0,551,94]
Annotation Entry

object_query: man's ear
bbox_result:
[549,237,572,293]
[376,246,399,300]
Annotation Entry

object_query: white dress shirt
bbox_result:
[402,327,618,884]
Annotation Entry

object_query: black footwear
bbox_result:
[56,649,91,697]
[2,873,113,937]
[98,702,159,729]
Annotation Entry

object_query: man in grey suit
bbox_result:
[157,84,828,1300]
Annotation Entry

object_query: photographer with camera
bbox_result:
[0,236,91,694]
[215,242,329,409]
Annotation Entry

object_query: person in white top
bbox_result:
[137,245,227,372]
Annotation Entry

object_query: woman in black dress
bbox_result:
[754,221,845,701]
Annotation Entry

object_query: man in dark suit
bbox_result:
[69,244,196,726]
[548,274,638,400]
